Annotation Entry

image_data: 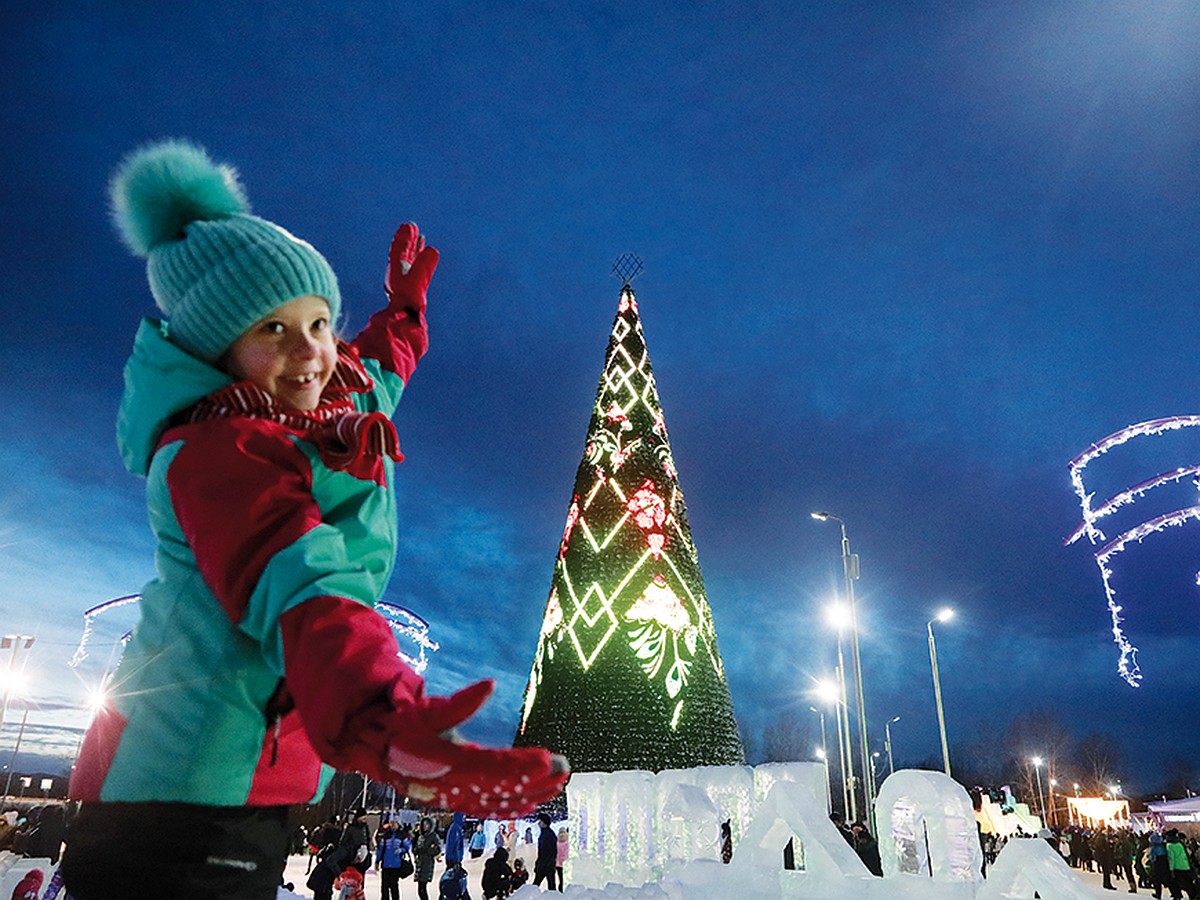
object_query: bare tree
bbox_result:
[1076,732,1125,795]
[761,710,814,764]
[1003,710,1073,824]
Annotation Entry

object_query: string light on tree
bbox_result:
[514,271,743,772]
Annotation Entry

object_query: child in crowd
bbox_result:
[333,856,367,900]
[481,847,512,899]
[510,857,529,891]
[61,140,568,900]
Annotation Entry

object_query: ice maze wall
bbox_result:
[564,764,1093,899]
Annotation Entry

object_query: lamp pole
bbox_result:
[811,706,832,812]
[0,636,35,740]
[1031,757,1047,824]
[926,609,954,777]
[815,679,851,820]
[2,700,30,799]
[885,716,901,776]
[813,512,872,830]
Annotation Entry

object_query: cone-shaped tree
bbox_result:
[514,285,744,772]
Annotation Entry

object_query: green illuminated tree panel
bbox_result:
[514,286,745,772]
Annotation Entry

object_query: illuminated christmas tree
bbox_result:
[514,272,744,772]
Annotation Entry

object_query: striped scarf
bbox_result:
[185,341,403,469]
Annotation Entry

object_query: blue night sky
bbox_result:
[3,2,1199,795]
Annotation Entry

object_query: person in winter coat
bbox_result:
[1151,832,1172,899]
[307,843,360,900]
[1117,829,1140,894]
[1095,828,1118,891]
[1166,830,1195,900]
[533,813,558,888]
[414,816,443,900]
[375,821,412,900]
[439,862,469,900]
[61,140,569,900]
[510,857,530,891]
[445,812,466,866]
[556,825,570,889]
[310,817,340,873]
[469,824,487,859]
[480,847,512,899]
[340,808,373,875]
[852,821,883,877]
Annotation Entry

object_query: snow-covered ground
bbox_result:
[279,850,1124,900]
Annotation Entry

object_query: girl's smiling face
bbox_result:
[224,294,337,411]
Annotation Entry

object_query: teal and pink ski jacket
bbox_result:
[70,300,427,806]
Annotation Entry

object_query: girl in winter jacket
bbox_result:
[61,140,568,900]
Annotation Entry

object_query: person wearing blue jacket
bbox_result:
[375,822,412,900]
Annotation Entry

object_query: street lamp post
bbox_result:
[2,700,30,799]
[813,512,872,830]
[815,678,852,820]
[885,716,901,776]
[926,609,954,777]
[812,709,833,813]
[0,636,35,740]
[1031,757,1048,825]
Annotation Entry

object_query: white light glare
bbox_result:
[1031,756,1043,767]
[935,607,955,623]
[824,603,851,631]
[0,670,26,698]
[812,679,840,707]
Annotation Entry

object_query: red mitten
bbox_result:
[385,222,438,314]
[384,680,571,817]
[281,596,569,818]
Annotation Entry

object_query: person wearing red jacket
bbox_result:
[62,140,567,900]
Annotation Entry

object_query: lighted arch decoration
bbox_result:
[69,594,140,669]
[374,601,439,675]
[875,769,983,883]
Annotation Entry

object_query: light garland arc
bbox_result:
[1066,415,1200,686]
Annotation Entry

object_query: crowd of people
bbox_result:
[0,808,66,867]
[979,823,1198,898]
[297,807,569,899]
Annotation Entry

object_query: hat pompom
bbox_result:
[111,139,249,257]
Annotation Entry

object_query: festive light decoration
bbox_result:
[374,600,439,674]
[514,284,744,772]
[69,594,140,669]
[71,595,437,679]
[1066,416,1200,686]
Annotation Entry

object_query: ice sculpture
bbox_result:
[876,769,984,882]
[563,765,1092,899]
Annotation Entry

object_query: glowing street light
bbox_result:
[821,604,857,822]
[884,715,901,776]
[813,678,851,820]
[927,608,954,776]
[812,511,873,832]
[0,636,35,740]
[1031,756,1048,824]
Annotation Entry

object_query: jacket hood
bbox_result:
[117,318,232,476]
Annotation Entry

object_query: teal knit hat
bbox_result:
[110,139,340,363]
